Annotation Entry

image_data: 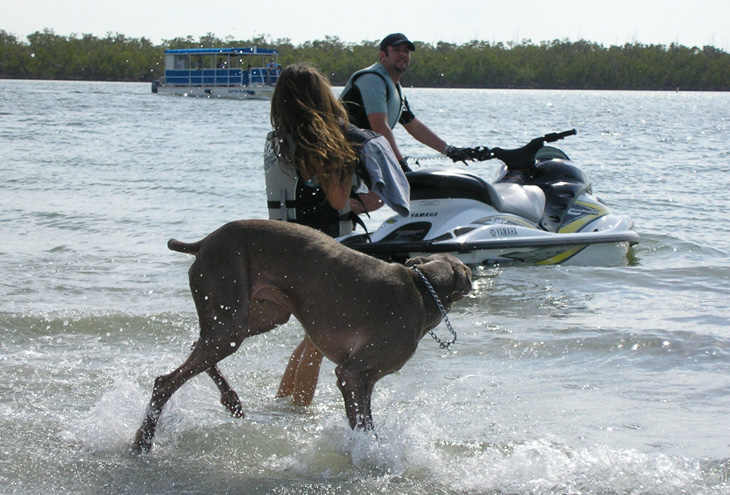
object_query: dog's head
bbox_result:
[405,253,472,302]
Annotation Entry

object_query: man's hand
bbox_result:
[444,146,491,163]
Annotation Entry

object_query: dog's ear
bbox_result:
[412,254,473,302]
[404,256,430,268]
[439,254,473,300]
[451,263,473,301]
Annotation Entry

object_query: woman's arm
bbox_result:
[325,175,352,211]
[350,191,384,214]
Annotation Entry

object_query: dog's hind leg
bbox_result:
[206,365,244,418]
[183,338,243,418]
[133,322,247,453]
[203,299,291,416]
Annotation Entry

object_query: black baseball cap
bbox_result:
[380,33,416,52]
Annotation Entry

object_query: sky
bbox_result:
[4,0,730,51]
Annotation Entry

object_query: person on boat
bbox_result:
[340,33,475,172]
[266,58,278,84]
[264,63,410,406]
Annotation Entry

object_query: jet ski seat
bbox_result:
[407,169,546,224]
[489,183,546,224]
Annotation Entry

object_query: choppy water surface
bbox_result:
[1,80,729,494]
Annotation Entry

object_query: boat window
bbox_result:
[186,55,207,70]
[229,57,247,69]
[182,55,214,70]
[174,56,187,70]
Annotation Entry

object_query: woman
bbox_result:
[264,64,409,406]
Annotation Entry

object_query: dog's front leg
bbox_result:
[335,365,376,430]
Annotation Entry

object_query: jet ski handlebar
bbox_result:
[488,129,577,169]
[409,130,576,167]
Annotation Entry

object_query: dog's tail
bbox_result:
[168,238,201,255]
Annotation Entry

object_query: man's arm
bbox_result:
[367,112,404,161]
[402,117,448,154]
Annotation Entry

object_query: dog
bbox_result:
[133,219,472,452]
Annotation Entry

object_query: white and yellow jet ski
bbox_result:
[340,130,639,266]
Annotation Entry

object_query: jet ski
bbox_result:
[339,129,639,266]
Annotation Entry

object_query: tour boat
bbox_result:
[151,47,279,100]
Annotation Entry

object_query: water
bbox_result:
[1,80,729,494]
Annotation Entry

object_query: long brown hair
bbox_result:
[270,64,357,198]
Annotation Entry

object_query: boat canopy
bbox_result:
[164,47,279,56]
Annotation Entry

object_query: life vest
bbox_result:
[340,63,415,130]
[264,125,376,238]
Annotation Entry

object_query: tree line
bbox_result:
[2,29,729,91]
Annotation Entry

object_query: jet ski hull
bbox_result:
[342,215,638,266]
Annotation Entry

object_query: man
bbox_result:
[340,33,474,171]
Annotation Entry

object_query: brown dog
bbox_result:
[133,219,472,452]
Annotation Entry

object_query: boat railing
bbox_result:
[162,67,279,87]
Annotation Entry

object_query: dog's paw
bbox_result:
[221,391,245,418]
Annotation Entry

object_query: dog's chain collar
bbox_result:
[412,267,457,350]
